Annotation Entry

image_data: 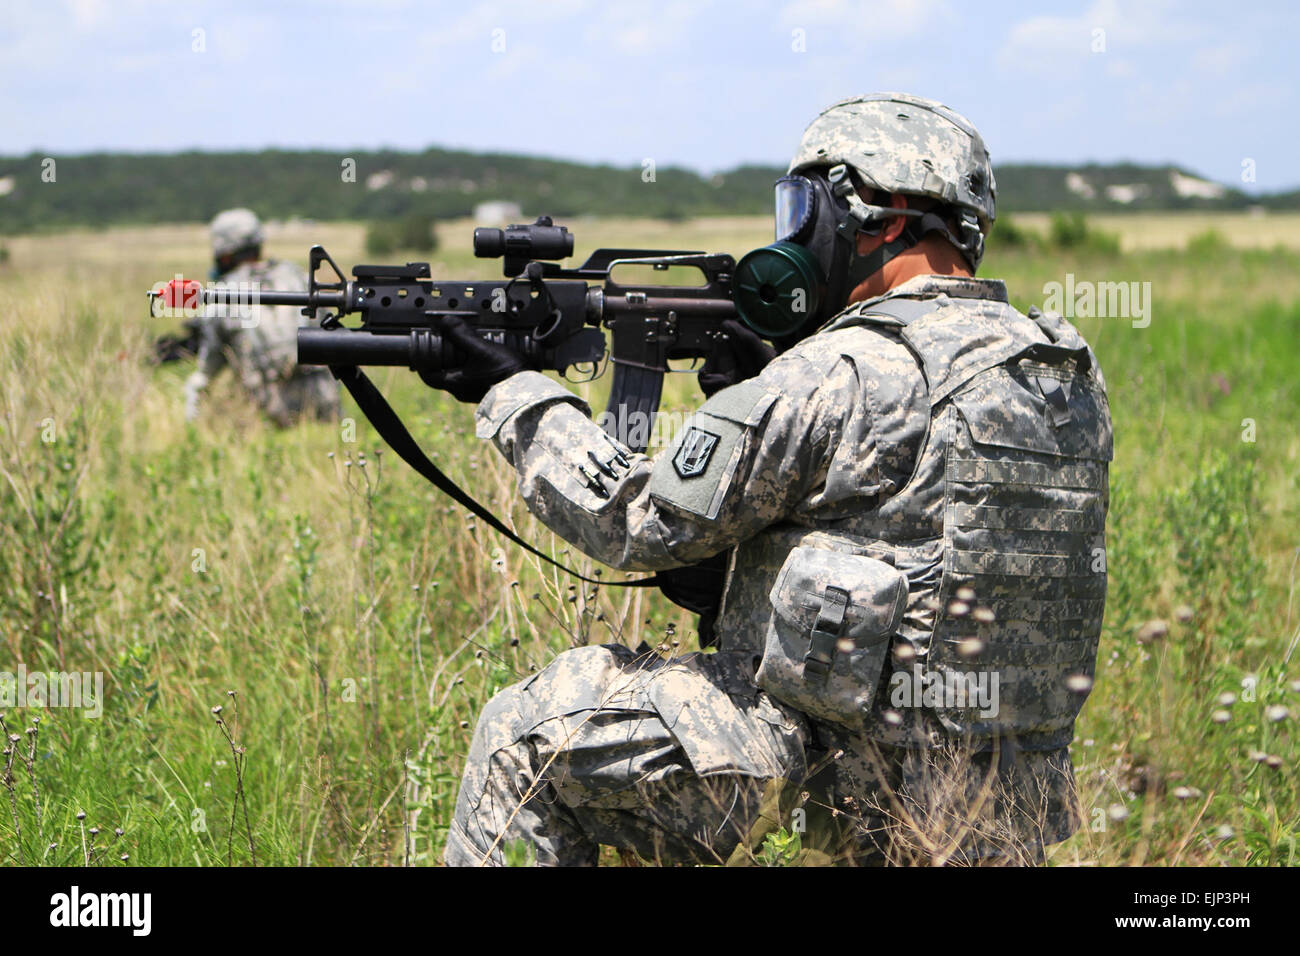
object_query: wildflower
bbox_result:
[1136,620,1168,644]
[1065,674,1093,693]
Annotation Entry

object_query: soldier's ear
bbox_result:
[881,193,909,243]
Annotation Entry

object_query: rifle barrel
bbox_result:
[197,287,349,310]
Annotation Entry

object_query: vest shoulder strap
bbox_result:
[828,296,1097,409]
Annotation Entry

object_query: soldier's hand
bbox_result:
[698,320,776,398]
[655,551,729,647]
[419,315,526,404]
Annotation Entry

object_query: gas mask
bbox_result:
[732,164,954,344]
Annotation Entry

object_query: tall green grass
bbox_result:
[0,218,1295,865]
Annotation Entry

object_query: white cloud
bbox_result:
[580,1,703,56]
[1193,42,1247,76]
[780,0,949,37]
[997,0,1187,73]
[68,0,110,30]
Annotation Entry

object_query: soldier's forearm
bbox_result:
[474,369,838,572]
[476,373,682,570]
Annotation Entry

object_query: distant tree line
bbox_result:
[0,148,1293,234]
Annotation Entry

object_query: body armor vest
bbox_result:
[728,290,1112,750]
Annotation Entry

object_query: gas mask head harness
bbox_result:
[733,163,983,344]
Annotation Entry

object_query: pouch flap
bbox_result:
[951,365,1113,462]
[768,546,907,647]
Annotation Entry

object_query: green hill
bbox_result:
[0,148,1289,233]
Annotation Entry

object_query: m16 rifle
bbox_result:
[147,217,748,587]
[149,216,742,453]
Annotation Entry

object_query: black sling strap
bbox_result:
[330,364,663,589]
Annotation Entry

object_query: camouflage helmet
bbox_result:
[788,93,996,266]
[210,208,264,258]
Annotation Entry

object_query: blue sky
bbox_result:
[1,0,1296,191]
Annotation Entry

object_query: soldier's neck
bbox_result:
[847,237,972,304]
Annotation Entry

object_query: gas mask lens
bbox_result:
[773,176,816,242]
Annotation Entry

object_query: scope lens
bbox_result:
[473,228,506,258]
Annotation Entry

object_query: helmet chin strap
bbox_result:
[777,212,932,350]
[827,162,985,292]
[842,211,976,297]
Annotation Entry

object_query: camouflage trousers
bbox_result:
[445,644,810,866]
[444,643,1082,866]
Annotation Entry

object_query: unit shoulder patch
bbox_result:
[648,382,779,521]
[672,427,720,479]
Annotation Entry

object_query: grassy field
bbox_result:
[1009,211,1300,252]
[0,213,1296,866]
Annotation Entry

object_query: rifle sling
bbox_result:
[330,364,663,589]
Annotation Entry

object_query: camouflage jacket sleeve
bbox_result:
[474,349,856,571]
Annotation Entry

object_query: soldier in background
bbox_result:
[430,94,1112,866]
[184,208,340,427]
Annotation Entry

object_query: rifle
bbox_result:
[147,216,740,454]
[147,217,744,587]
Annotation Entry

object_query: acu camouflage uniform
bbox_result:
[446,273,1112,866]
[184,258,341,427]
